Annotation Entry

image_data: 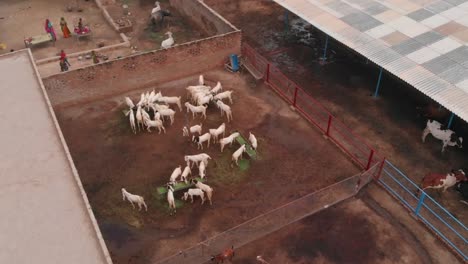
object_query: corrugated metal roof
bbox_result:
[273,0,468,123]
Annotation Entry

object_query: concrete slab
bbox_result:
[0,50,111,264]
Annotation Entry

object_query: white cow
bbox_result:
[422,119,463,153]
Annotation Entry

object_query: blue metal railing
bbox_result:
[378,160,468,261]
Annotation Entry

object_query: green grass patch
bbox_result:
[210,150,249,186]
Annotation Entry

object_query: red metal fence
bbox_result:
[241,43,381,172]
[241,43,468,261]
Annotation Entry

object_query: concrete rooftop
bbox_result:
[0,50,111,264]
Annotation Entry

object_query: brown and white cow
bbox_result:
[417,169,467,196]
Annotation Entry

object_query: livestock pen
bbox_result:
[242,42,467,262]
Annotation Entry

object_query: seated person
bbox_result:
[74,18,90,34]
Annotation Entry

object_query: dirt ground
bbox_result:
[204,0,468,240]
[106,0,208,51]
[54,69,358,263]
[233,198,435,264]
[0,0,122,59]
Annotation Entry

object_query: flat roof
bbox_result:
[0,50,111,264]
[274,0,468,122]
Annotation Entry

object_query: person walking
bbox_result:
[60,17,71,38]
[91,50,99,64]
[45,19,57,41]
[59,58,68,72]
[60,50,71,68]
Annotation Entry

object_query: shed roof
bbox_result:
[274,0,468,122]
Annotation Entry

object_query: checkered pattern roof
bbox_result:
[274,0,468,122]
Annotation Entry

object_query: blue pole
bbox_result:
[322,35,329,61]
[373,67,383,98]
[447,112,455,129]
[284,10,289,31]
[415,192,426,216]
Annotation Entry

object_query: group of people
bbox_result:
[44,17,86,41]
[44,17,88,72]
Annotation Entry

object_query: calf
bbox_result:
[422,119,463,153]
[417,169,467,196]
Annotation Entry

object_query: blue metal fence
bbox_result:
[378,160,468,261]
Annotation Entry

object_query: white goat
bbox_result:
[219,132,240,152]
[181,165,191,183]
[249,132,258,150]
[125,97,135,108]
[232,144,246,166]
[209,123,225,142]
[210,81,222,94]
[190,124,203,135]
[152,103,169,112]
[184,153,211,168]
[214,90,233,104]
[216,100,233,122]
[192,132,211,149]
[422,119,463,153]
[129,108,136,134]
[198,94,213,106]
[185,102,207,119]
[199,160,206,179]
[122,188,148,211]
[143,116,165,134]
[182,126,189,137]
[159,96,182,111]
[199,74,204,85]
[169,166,182,183]
[167,184,176,215]
[159,108,176,125]
[136,106,144,131]
[182,188,205,204]
[192,179,213,205]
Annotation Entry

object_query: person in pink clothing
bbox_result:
[45,19,57,41]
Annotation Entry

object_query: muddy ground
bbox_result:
[234,198,434,264]
[204,0,468,240]
[54,69,358,263]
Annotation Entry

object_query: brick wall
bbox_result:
[43,31,241,107]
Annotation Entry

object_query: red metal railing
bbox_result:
[242,43,381,172]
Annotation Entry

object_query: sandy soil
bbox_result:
[0,0,122,59]
[204,0,467,255]
[54,69,358,263]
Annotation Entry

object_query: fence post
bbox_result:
[375,158,385,180]
[366,150,374,170]
[326,115,332,136]
[414,192,426,216]
[293,86,298,106]
[265,63,270,83]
